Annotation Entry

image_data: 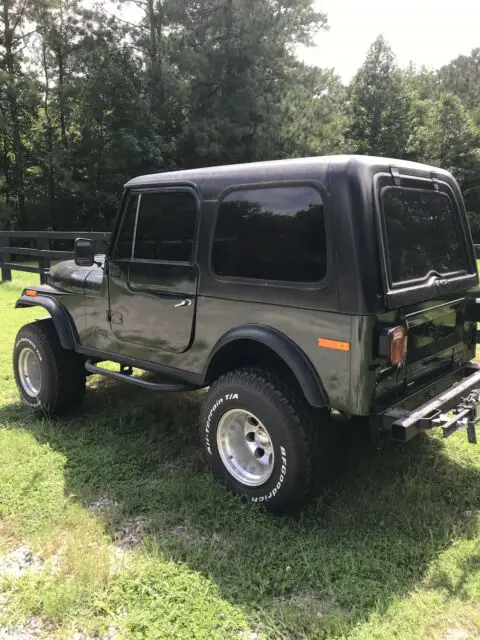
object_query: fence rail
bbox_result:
[1,233,480,285]
[0,231,111,283]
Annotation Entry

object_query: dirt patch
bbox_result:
[87,497,120,516]
[114,516,150,550]
[442,630,469,640]
[71,624,118,640]
[0,620,118,640]
[0,617,47,640]
[280,592,340,619]
[0,547,43,579]
[88,497,150,550]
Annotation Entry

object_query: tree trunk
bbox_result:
[2,0,26,226]
[146,0,164,114]
[42,41,55,224]
[56,1,67,148]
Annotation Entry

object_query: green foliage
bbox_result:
[346,36,412,157]
[439,48,480,110]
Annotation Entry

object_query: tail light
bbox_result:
[378,325,408,367]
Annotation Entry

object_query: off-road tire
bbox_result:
[199,367,333,514]
[13,319,86,416]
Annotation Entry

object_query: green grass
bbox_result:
[0,272,480,639]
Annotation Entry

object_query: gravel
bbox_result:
[0,544,119,640]
[87,497,120,515]
[113,516,149,549]
[0,547,43,579]
[0,617,46,640]
[443,631,469,640]
[87,497,150,550]
[0,509,128,640]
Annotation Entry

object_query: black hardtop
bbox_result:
[123,154,467,316]
[125,155,449,201]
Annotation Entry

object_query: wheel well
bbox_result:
[16,296,77,350]
[204,339,325,407]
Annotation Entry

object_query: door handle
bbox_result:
[174,299,192,308]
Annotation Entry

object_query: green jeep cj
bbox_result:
[12,155,480,513]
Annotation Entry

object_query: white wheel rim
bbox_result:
[216,409,275,487]
[18,347,42,397]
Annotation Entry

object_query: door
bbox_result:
[374,180,477,407]
[107,187,199,356]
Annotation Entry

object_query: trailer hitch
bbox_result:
[431,389,480,444]
[383,367,480,444]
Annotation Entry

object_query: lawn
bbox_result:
[0,272,479,640]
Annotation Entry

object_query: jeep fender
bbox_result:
[15,295,78,350]
[204,325,329,408]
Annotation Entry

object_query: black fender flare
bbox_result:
[203,324,329,408]
[15,295,78,350]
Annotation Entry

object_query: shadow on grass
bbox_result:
[2,376,480,637]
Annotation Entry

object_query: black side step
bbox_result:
[85,360,199,392]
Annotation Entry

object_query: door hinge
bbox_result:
[107,310,123,325]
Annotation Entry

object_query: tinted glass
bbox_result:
[114,194,138,260]
[382,188,467,284]
[212,186,327,282]
[134,191,197,262]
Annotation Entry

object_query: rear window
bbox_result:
[381,187,467,284]
[212,185,327,283]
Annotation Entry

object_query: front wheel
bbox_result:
[199,367,333,514]
[13,319,86,416]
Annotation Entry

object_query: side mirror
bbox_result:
[74,238,95,267]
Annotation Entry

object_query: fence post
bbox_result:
[37,238,50,284]
[0,235,12,283]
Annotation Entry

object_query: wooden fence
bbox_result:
[1,231,480,285]
[0,231,111,283]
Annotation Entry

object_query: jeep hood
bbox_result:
[47,255,105,294]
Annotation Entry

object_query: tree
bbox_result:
[439,49,480,110]
[417,94,479,184]
[347,35,412,158]
[0,0,41,226]
[257,63,348,158]
[168,0,328,166]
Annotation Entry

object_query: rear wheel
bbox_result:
[199,367,334,514]
[13,319,86,416]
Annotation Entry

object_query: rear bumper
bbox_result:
[380,364,480,443]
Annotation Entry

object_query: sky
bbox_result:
[298,0,480,81]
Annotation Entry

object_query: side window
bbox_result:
[114,194,139,260]
[133,191,197,262]
[212,185,327,283]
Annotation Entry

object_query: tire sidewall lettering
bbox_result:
[15,337,43,363]
[251,446,288,503]
[205,392,239,455]
[14,334,46,407]
[204,390,288,504]
[21,396,42,408]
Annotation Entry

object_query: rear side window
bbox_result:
[133,191,197,262]
[382,188,467,284]
[212,185,327,283]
